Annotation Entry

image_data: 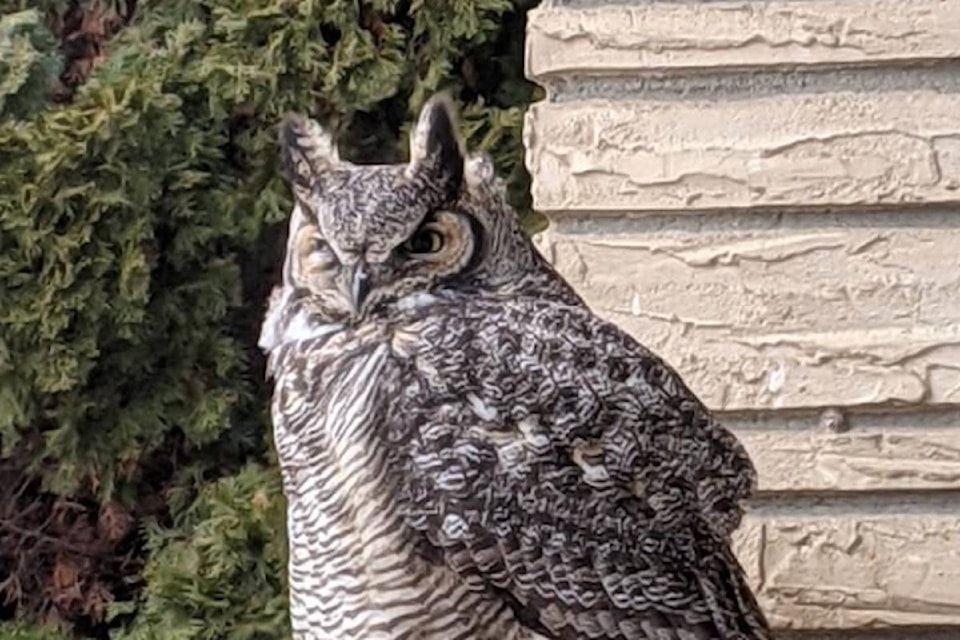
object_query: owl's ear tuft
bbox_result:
[279,113,339,200]
[408,93,464,197]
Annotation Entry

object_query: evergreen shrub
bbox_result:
[0,0,542,636]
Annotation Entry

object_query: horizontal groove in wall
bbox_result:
[779,629,960,640]
[542,207,960,236]
[745,490,960,516]
[539,62,960,103]
[719,407,960,433]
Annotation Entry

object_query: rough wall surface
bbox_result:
[525,1,960,635]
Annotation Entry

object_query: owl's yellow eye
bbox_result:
[404,228,445,255]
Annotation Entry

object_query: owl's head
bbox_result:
[262,94,543,348]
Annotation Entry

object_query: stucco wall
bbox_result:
[523,1,960,635]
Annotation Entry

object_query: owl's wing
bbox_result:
[394,296,772,640]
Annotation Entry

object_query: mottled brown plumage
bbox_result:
[260,94,773,640]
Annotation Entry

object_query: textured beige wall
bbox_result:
[524,0,960,635]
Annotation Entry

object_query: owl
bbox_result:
[259,94,773,640]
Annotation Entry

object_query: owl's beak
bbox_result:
[340,262,370,312]
[352,264,371,310]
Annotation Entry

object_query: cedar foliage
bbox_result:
[0,0,543,636]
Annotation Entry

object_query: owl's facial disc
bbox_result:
[278,93,496,322]
[292,209,475,321]
[291,221,371,317]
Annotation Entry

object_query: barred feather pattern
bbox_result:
[269,323,545,640]
[261,95,773,640]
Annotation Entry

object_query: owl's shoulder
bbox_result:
[400,293,756,531]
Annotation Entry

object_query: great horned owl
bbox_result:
[259,94,772,640]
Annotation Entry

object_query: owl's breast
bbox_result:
[267,317,538,639]
[269,324,395,462]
